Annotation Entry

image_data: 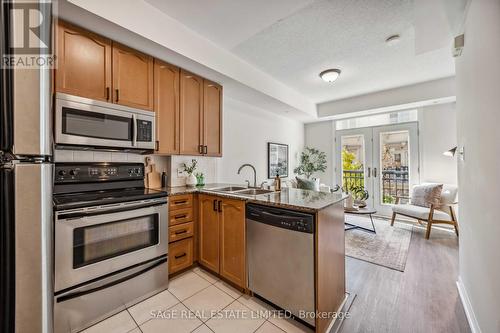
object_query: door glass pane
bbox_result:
[73,214,159,269]
[62,107,132,141]
[380,131,410,205]
[341,135,365,192]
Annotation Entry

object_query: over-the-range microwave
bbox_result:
[55,93,155,152]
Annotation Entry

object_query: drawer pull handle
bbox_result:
[175,253,187,259]
[174,200,188,205]
[174,214,187,219]
[174,230,188,235]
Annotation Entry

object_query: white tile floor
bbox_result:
[81,267,313,333]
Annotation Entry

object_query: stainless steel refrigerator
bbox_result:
[1,1,54,332]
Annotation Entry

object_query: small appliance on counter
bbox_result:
[52,162,169,333]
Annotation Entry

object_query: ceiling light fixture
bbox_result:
[319,69,341,83]
[385,34,401,46]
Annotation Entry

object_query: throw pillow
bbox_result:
[296,177,319,191]
[411,184,443,208]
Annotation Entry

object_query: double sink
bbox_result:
[207,186,276,197]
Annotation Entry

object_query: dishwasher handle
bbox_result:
[246,204,314,233]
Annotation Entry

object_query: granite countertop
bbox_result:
[162,183,347,212]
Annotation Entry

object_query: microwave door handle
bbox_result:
[132,114,137,147]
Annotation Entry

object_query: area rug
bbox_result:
[345,215,413,272]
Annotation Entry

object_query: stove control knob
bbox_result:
[58,170,66,176]
[69,170,78,176]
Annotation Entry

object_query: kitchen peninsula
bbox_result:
[165,185,347,333]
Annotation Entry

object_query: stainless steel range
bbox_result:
[53,162,168,333]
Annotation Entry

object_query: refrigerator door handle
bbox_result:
[0,166,15,333]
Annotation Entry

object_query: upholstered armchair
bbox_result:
[390,184,459,239]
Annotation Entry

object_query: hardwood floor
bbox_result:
[340,223,470,333]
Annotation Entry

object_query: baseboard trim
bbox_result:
[456,277,481,333]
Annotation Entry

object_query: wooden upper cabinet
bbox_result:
[112,43,154,111]
[203,80,223,157]
[180,70,204,155]
[219,198,246,288]
[154,60,180,154]
[198,194,220,273]
[56,21,112,102]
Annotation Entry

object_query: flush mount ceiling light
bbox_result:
[319,69,341,83]
[385,34,401,46]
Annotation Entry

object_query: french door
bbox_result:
[335,122,419,216]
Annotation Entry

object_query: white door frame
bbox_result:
[373,122,420,216]
[335,127,374,206]
[335,122,420,216]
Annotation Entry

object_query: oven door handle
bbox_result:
[55,256,167,303]
[57,200,166,220]
[132,114,138,147]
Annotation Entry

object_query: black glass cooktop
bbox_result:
[53,187,168,211]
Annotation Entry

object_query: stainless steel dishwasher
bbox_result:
[246,204,315,327]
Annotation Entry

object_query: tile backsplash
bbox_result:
[54,150,145,163]
[168,155,217,187]
[54,149,216,187]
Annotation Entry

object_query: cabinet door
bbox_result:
[198,194,220,273]
[219,198,246,288]
[203,80,223,156]
[56,21,112,101]
[112,43,154,110]
[179,70,203,155]
[154,60,180,154]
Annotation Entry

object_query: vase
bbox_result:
[186,173,197,187]
[345,194,354,209]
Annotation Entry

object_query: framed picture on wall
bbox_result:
[268,142,289,178]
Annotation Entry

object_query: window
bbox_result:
[335,110,418,131]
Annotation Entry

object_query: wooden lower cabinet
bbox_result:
[219,198,246,287]
[199,194,220,273]
[198,194,246,288]
[168,194,195,275]
[169,237,193,274]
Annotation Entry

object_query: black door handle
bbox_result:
[218,200,222,212]
[213,199,217,212]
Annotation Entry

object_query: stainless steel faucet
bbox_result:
[237,164,257,188]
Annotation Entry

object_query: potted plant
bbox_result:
[195,172,205,186]
[182,159,198,187]
[294,147,327,180]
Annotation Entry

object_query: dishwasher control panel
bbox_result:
[246,204,315,233]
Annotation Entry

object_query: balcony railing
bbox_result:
[382,168,409,204]
[342,168,410,204]
[342,170,364,189]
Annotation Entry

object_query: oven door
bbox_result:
[55,93,155,150]
[55,198,168,292]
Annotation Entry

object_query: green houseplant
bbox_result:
[182,159,198,186]
[294,147,327,179]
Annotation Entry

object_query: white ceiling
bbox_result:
[145,0,314,49]
[145,0,456,104]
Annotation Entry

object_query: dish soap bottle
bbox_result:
[274,173,281,191]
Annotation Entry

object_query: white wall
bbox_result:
[215,98,305,185]
[418,103,458,185]
[304,121,336,186]
[455,0,500,332]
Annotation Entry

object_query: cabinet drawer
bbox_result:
[169,222,194,243]
[169,238,193,274]
[169,194,193,211]
[169,207,193,226]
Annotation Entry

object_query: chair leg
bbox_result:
[425,220,433,239]
[454,222,459,237]
[390,212,396,226]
